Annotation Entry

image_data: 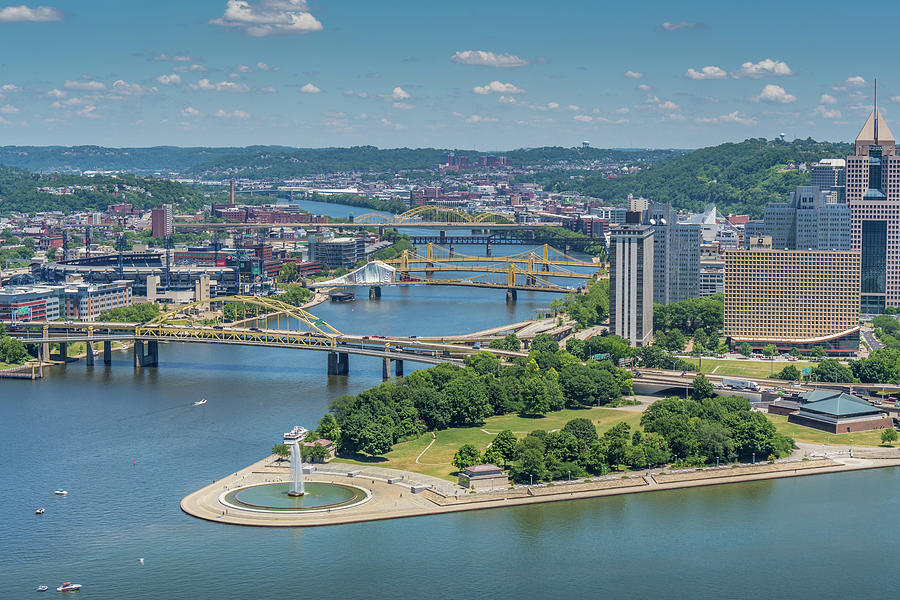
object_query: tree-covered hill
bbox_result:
[0,165,222,214]
[522,138,854,217]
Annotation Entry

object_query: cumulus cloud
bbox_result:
[616,107,630,114]
[567,104,580,111]
[236,64,252,73]
[695,111,757,125]
[733,59,793,78]
[498,95,516,104]
[76,105,100,119]
[845,76,867,87]
[256,61,277,71]
[464,114,498,123]
[754,84,796,103]
[0,5,62,22]
[574,115,593,122]
[1,84,19,92]
[451,50,528,68]
[391,87,409,100]
[156,74,182,86]
[181,106,201,117]
[379,117,405,129]
[473,81,524,95]
[658,100,680,110]
[215,108,251,119]
[392,101,414,110]
[660,21,701,31]
[210,0,322,36]
[624,70,644,79]
[112,80,154,95]
[820,93,837,104]
[300,82,321,94]
[637,83,651,91]
[685,65,727,80]
[154,54,197,62]
[174,64,206,73]
[813,105,842,119]
[47,88,66,98]
[662,113,686,121]
[190,78,249,92]
[0,104,20,114]
[64,80,106,91]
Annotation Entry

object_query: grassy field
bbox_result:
[765,414,889,447]
[682,358,817,379]
[334,407,644,481]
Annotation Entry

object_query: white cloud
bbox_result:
[76,105,100,119]
[567,104,580,111]
[624,70,644,79]
[181,106,201,117]
[813,105,842,119]
[733,59,793,78]
[379,117,405,129]
[547,101,559,109]
[300,82,321,94]
[0,5,62,22]
[754,84,796,103]
[695,111,757,125]
[64,80,106,91]
[451,50,528,68]
[112,80,154,95]
[210,0,323,37]
[50,97,86,108]
[616,107,630,114]
[638,83,651,91]
[391,87,409,100]
[392,101,414,110]
[256,61,277,71]
[846,76,867,87]
[259,86,277,93]
[574,115,593,122]
[473,81,524,95]
[661,21,700,31]
[0,104,19,114]
[154,54,197,62]
[892,96,900,103]
[685,65,727,80]
[464,114,498,123]
[820,93,837,104]
[498,95,516,104]
[215,108,251,119]
[156,74,182,86]
[47,88,66,98]
[662,113,686,121]
[658,100,680,110]
[236,64,252,73]
[190,78,250,92]
[174,64,206,73]
[1,84,19,92]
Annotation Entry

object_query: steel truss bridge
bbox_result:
[4,296,524,377]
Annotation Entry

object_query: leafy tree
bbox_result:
[811,346,827,360]
[509,447,548,484]
[739,342,752,357]
[491,430,519,464]
[489,333,521,351]
[544,431,582,463]
[277,262,299,283]
[763,344,777,360]
[453,444,483,471]
[789,348,802,359]
[603,422,632,468]
[873,315,900,335]
[443,376,491,425]
[562,418,599,448]
[272,443,291,462]
[811,359,854,383]
[314,413,340,442]
[691,374,715,401]
[280,283,312,306]
[559,363,619,407]
[775,365,800,381]
[520,376,553,417]
[98,302,161,323]
[464,352,501,376]
[664,329,686,352]
[881,428,898,446]
[531,334,559,354]
[339,414,394,456]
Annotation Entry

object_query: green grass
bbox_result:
[333,407,643,481]
[765,414,887,447]
[682,358,817,379]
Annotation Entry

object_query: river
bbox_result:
[1,204,894,598]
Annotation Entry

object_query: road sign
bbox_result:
[801,366,812,375]
[593,353,609,360]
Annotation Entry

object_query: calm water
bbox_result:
[1,245,895,599]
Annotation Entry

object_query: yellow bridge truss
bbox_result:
[354,205,515,226]
[388,243,606,270]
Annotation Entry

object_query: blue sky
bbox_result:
[0,0,896,149]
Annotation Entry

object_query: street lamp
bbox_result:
[529,474,533,486]
[716,455,720,468]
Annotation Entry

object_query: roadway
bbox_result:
[174,221,563,231]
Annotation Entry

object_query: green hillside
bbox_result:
[523,138,853,217]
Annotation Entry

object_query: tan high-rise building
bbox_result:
[724,249,860,354]
[847,106,900,312]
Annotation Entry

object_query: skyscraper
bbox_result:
[810,158,846,204]
[151,204,174,238]
[744,186,850,251]
[609,222,654,347]
[643,203,700,304]
[847,95,899,312]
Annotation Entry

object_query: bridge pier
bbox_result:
[103,340,112,365]
[439,230,446,244]
[382,358,390,379]
[448,244,454,258]
[369,285,381,300]
[506,289,517,303]
[395,359,403,377]
[328,352,349,376]
[486,242,492,257]
[41,342,50,362]
[134,340,158,368]
[85,343,94,367]
[59,342,68,361]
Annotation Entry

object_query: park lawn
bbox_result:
[683,358,817,379]
[765,414,887,447]
[334,406,643,481]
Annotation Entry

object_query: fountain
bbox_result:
[288,441,305,496]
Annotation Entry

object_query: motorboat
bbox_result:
[35,508,45,515]
[36,585,48,592]
[193,398,207,406]
[56,582,81,592]
[54,489,67,496]
[283,425,308,442]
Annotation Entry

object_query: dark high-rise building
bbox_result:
[609,224,654,347]
[743,186,850,251]
[810,159,846,204]
[643,203,700,304]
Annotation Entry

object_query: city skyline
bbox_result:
[1,0,900,148]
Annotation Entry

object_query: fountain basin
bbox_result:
[221,481,370,513]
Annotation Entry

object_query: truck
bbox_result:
[722,378,760,391]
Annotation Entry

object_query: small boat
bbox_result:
[36,585,48,592]
[283,425,308,442]
[56,582,81,592]
[35,508,45,515]
[193,398,207,406]
[54,489,68,496]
